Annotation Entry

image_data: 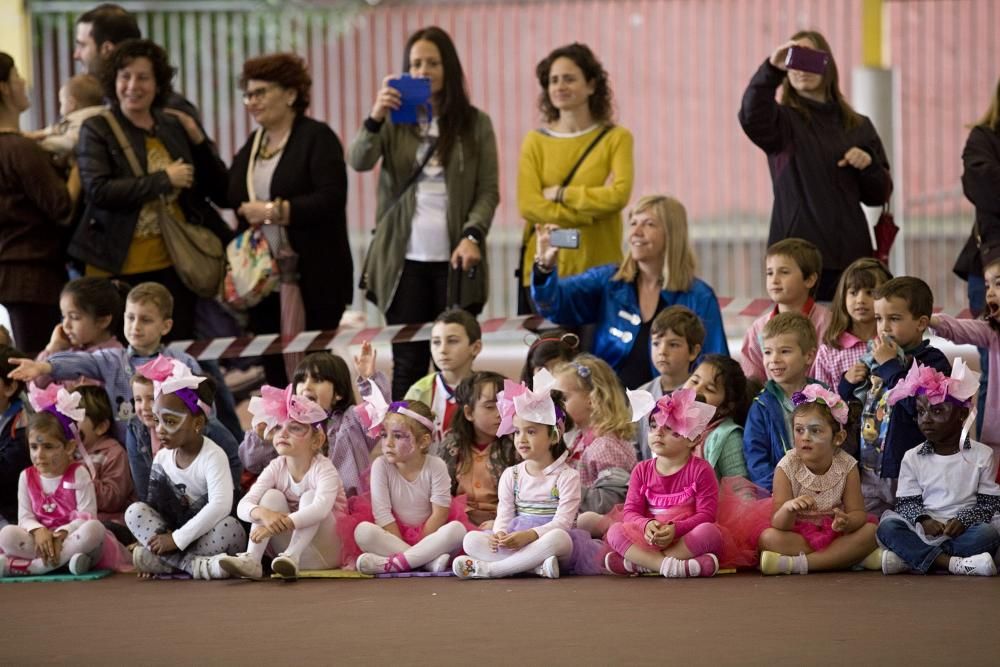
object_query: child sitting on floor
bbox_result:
[353,400,470,574]
[757,386,879,575]
[0,386,123,576]
[220,385,350,579]
[603,388,722,578]
[876,361,1000,576]
[453,370,606,579]
[125,360,245,579]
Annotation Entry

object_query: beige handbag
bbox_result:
[101,110,225,298]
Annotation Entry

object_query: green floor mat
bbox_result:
[0,569,113,583]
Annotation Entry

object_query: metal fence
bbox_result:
[26,0,999,322]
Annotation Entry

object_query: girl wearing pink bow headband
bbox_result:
[454,369,609,580]
[352,399,473,575]
[755,385,879,576]
[124,358,247,580]
[218,384,353,579]
[603,388,725,578]
[0,386,121,578]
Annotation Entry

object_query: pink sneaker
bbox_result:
[690,553,719,577]
[604,552,639,576]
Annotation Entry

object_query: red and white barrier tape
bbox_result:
[167,302,977,362]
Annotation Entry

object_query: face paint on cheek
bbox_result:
[387,429,416,457]
[153,407,189,434]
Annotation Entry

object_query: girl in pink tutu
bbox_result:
[758,385,879,575]
[453,369,606,579]
[353,399,469,574]
[218,385,349,579]
[603,388,723,578]
[0,385,125,577]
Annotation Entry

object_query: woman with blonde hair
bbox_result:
[532,194,728,389]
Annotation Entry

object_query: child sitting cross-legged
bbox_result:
[219,385,351,579]
[876,361,1000,576]
[757,386,879,575]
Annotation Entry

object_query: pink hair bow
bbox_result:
[496,369,559,437]
[28,384,85,425]
[648,388,717,440]
[626,389,657,423]
[887,358,981,407]
[248,384,327,432]
[792,384,849,425]
[355,379,390,436]
[153,359,205,399]
[136,355,176,383]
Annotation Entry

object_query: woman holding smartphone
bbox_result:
[348,26,499,399]
[739,30,892,301]
[517,43,634,314]
[531,195,728,390]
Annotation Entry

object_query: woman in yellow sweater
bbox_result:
[517,43,634,314]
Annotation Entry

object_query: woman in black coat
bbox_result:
[228,53,352,386]
[72,39,229,340]
[739,29,892,301]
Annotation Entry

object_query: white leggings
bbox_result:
[244,489,341,570]
[354,520,466,569]
[462,529,573,578]
[125,502,246,575]
[0,520,105,575]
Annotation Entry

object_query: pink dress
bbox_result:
[22,463,128,570]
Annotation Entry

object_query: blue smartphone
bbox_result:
[388,74,431,124]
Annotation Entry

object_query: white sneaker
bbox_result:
[951,553,998,576]
[881,549,909,575]
[68,552,93,575]
[217,553,263,580]
[190,555,230,580]
[270,553,299,578]
[532,555,560,579]
[132,547,174,575]
[452,556,489,579]
[424,554,451,573]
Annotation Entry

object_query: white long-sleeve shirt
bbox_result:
[18,465,97,534]
[238,455,347,528]
[154,438,233,550]
[369,455,451,528]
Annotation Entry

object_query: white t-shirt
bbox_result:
[153,438,234,550]
[406,119,451,262]
[369,454,452,528]
[896,440,1000,522]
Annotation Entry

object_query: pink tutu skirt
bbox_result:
[793,513,879,552]
[335,494,476,568]
[715,477,773,568]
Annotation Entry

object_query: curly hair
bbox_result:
[101,38,174,109]
[536,43,614,124]
[554,354,633,441]
[240,52,312,115]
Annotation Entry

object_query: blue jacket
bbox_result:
[531,264,729,374]
[743,380,798,491]
[838,340,952,479]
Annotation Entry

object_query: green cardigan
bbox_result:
[703,419,749,479]
[347,110,499,312]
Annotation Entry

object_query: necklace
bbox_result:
[258,131,289,160]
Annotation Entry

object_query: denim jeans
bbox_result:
[877,518,1000,573]
[968,275,989,436]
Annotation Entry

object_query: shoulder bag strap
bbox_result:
[245,127,265,203]
[380,135,439,219]
[101,109,145,178]
[560,124,613,187]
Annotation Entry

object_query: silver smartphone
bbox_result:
[550,229,580,249]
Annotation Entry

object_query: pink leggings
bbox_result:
[607,521,722,557]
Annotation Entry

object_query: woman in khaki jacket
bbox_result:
[348,26,499,400]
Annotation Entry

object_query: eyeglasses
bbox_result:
[241,84,275,105]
